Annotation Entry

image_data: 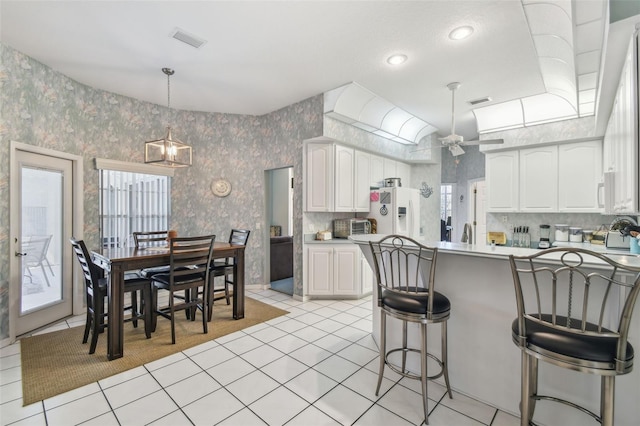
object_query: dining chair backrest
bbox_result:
[168,235,217,286]
[69,238,103,293]
[220,229,250,266]
[369,235,439,315]
[133,230,168,248]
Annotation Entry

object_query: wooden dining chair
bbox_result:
[206,229,250,320]
[150,235,216,344]
[70,238,152,354]
[135,230,171,278]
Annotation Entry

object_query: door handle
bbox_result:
[15,251,26,257]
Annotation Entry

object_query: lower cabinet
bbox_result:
[306,244,372,297]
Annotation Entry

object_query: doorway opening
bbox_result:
[266,167,293,295]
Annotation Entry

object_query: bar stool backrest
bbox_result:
[509,247,640,374]
[369,235,438,314]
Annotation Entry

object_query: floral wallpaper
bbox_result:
[0,43,323,339]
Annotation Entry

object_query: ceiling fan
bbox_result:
[438,82,503,157]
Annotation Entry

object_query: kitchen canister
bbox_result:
[555,224,569,242]
[569,227,583,243]
[582,230,594,242]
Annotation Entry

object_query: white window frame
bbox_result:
[95,159,173,248]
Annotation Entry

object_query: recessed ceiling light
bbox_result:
[387,54,408,65]
[449,26,474,40]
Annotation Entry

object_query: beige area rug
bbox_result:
[20,297,288,405]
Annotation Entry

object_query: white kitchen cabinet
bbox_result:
[558,140,602,212]
[305,142,369,213]
[486,151,519,212]
[334,245,360,295]
[370,155,385,187]
[354,150,371,211]
[383,157,397,180]
[305,142,334,212]
[603,34,638,214]
[307,246,333,295]
[370,154,410,188]
[487,141,603,213]
[334,145,355,212]
[307,244,363,297]
[519,146,558,212]
[396,161,411,188]
[334,145,370,212]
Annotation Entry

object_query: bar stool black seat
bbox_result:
[509,247,640,426]
[369,235,452,425]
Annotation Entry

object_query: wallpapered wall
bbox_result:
[0,44,323,339]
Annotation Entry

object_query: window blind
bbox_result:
[98,164,171,248]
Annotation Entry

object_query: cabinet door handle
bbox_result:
[15,251,27,257]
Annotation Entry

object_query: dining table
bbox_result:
[92,241,246,360]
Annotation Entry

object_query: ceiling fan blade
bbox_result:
[459,138,504,146]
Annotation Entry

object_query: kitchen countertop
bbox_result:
[349,234,640,267]
[304,233,363,244]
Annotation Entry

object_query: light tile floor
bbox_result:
[0,289,520,425]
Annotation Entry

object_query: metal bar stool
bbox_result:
[369,235,452,425]
[509,247,640,426]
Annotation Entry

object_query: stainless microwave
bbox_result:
[333,219,371,238]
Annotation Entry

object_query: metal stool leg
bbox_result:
[421,322,430,425]
[529,357,538,423]
[375,311,387,396]
[520,351,531,426]
[441,321,452,398]
[601,376,614,426]
[402,320,408,373]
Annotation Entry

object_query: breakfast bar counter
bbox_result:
[350,235,640,426]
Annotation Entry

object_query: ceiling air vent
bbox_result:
[469,97,492,106]
[170,28,207,49]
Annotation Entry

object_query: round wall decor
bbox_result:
[211,178,232,197]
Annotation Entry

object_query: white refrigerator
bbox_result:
[369,187,421,238]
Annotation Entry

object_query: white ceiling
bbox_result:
[1,1,638,142]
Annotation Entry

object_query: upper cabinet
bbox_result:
[305,140,412,212]
[602,32,639,214]
[486,140,602,213]
[519,146,558,212]
[354,150,371,211]
[370,155,385,188]
[558,141,602,212]
[486,151,519,212]
[396,161,411,188]
[305,142,334,212]
[334,145,370,212]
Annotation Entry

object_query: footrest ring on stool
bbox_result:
[384,347,445,381]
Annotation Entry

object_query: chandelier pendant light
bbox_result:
[144,67,192,168]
